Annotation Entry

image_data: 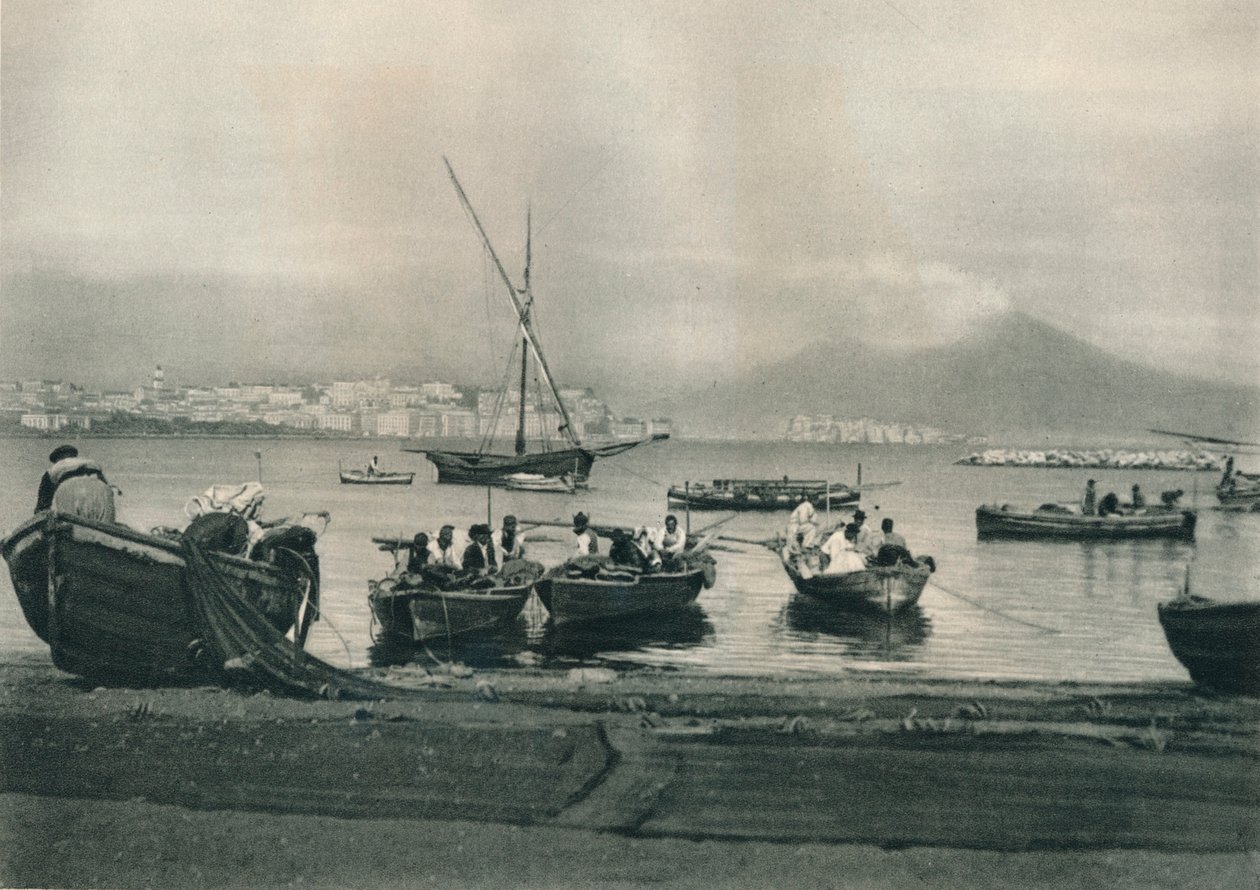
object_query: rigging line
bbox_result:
[879,0,928,38]
[603,459,664,488]
[536,143,630,237]
[480,337,522,452]
[926,578,1061,634]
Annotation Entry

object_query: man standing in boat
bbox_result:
[572,512,599,555]
[786,492,819,550]
[1082,480,1098,515]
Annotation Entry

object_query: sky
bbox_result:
[2,0,1256,401]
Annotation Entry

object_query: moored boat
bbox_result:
[668,479,860,511]
[504,472,584,493]
[1158,594,1260,694]
[339,469,415,485]
[368,560,543,643]
[975,504,1196,541]
[779,552,932,614]
[403,159,667,487]
[1,511,322,684]
[534,554,715,627]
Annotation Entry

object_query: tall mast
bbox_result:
[444,157,581,449]
[514,208,531,456]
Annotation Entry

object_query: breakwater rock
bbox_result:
[955,449,1222,471]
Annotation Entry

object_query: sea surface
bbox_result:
[2,436,1256,684]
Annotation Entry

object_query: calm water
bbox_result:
[2,436,1256,683]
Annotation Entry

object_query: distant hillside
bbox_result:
[636,312,1260,440]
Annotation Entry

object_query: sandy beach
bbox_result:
[3,655,1257,889]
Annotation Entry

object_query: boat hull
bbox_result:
[1217,483,1260,506]
[782,558,931,614]
[534,564,706,627]
[975,505,1196,540]
[340,471,415,485]
[415,448,595,487]
[667,486,858,512]
[1158,596,1260,694]
[369,582,533,643]
[504,473,578,493]
[1,513,313,684]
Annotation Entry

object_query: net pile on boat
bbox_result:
[181,535,429,701]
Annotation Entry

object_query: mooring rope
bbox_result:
[926,577,1060,634]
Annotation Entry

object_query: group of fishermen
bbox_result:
[784,493,918,576]
[398,515,529,579]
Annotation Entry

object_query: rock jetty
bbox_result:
[954,448,1221,471]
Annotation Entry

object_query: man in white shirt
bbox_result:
[786,494,819,550]
[493,514,527,563]
[572,512,599,555]
[427,524,463,568]
[653,514,687,564]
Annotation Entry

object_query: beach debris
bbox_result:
[954,700,989,720]
[780,715,812,734]
[639,712,666,728]
[1081,696,1112,717]
[128,701,155,721]
[450,663,475,679]
[836,707,876,722]
[1138,719,1168,753]
[352,707,373,722]
[901,708,919,731]
[223,652,257,672]
[613,696,648,713]
[475,680,499,702]
[567,667,617,686]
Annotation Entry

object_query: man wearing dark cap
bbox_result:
[852,509,880,559]
[462,523,498,575]
[35,445,78,512]
[405,532,431,575]
[572,512,599,555]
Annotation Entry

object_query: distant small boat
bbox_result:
[339,462,415,486]
[1158,594,1260,694]
[975,504,1196,541]
[534,552,715,627]
[368,561,543,643]
[779,552,932,614]
[667,479,864,512]
[504,472,584,493]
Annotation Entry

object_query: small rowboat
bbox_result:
[368,560,544,643]
[339,465,415,485]
[504,472,585,493]
[1158,594,1260,694]
[975,504,1196,541]
[534,554,715,627]
[667,479,861,512]
[780,552,932,614]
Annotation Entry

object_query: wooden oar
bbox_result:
[717,533,780,550]
[690,513,739,536]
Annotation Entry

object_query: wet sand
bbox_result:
[2,655,1258,888]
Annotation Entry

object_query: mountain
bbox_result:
[634,311,1260,440]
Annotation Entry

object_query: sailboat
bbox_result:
[405,158,668,486]
[1149,429,1260,507]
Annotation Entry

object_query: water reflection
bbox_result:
[368,619,531,670]
[783,596,931,660]
[532,604,714,663]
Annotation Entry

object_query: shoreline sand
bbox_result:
[2,655,1257,888]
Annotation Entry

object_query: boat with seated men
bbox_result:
[975,502,1196,540]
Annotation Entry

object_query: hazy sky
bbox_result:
[2,1,1256,397]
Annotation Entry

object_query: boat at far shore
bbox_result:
[975,503,1196,541]
[668,479,864,512]
[339,468,415,485]
[504,472,585,494]
[1158,593,1260,694]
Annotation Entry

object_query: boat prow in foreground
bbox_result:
[975,504,1196,541]
[368,561,543,643]
[1,512,320,684]
[780,554,931,614]
[534,556,714,627]
[1158,594,1260,694]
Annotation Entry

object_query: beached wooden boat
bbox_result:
[1158,594,1260,694]
[504,472,583,493]
[975,504,1196,540]
[1,512,320,684]
[402,160,666,487]
[368,562,543,643]
[534,556,714,627]
[339,469,415,486]
[780,553,932,614]
[668,479,861,511]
